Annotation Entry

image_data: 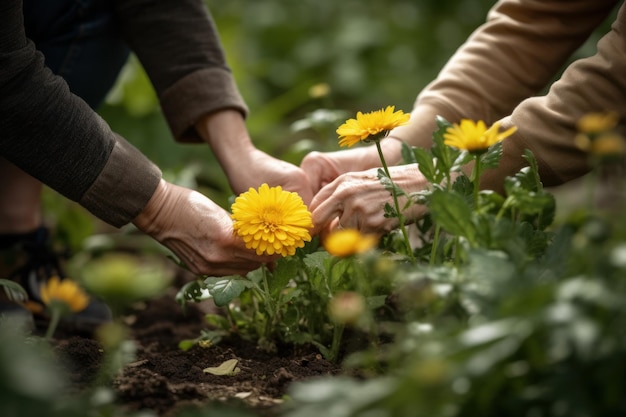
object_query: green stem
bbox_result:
[45,307,62,340]
[328,323,345,363]
[472,154,482,209]
[375,140,415,264]
[429,224,441,266]
[260,264,276,338]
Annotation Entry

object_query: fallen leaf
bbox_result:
[203,359,241,376]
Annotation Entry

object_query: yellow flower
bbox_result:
[576,112,619,134]
[443,119,517,153]
[40,276,89,313]
[590,133,626,156]
[323,229,378,257]
[231,183,313,256]
[337,106,410,147]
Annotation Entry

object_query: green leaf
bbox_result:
[178,339,196,352]
[412,147,438,183]
[401,141,417,164]
[428,189,477,243]
[377,168,406,197]
[270,257,299,297]
[0,279,28,302]
[204,277,254,307]
[479,141,503,170]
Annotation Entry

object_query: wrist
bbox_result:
[132,179,169,236]
[195,109,255,176]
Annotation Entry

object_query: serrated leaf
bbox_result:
[401,142,417,164]
[412,147,438,183]
[377,169,406,197]
[428,189,477,243]
[271,257,299,296]
[204,277,254,307]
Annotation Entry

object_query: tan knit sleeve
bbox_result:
[390,0,620,154]
[482,2,626,191]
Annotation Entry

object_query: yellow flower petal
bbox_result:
[40,276,89,313]
[443,119,517,153]
[231,183,313,257]
[577,111,619,134]
[337,106,410,147]
[323,229,379,257]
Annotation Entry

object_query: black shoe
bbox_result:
[1,227,112,333]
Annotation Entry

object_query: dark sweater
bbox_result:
[0,0,247,226]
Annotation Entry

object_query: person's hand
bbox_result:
[228,147,314,205]
[301,138,405,195]
[309,164,429,237]
[133,180,277,276]
[195,110,314,204]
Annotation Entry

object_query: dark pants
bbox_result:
[22,0,130,109]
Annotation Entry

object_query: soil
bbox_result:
[50,275,342,417]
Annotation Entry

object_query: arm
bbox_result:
[303,0,620,195]
[483,1,626,190]
[0,0,160,227]
[392,0,621,150]
[113,0,313,202]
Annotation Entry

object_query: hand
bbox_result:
[228,147,314,205]
[133,180,277,276]
[309,164,428,237]
[301,138,404,194]
[196,110,313,204]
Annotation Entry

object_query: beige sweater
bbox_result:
[390,0,625,191]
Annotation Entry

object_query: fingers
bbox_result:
[310,170,399,235]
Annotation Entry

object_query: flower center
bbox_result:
[261,208,283,232]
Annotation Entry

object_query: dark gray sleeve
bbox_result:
[114,0,248,142]
[0,0,161,227]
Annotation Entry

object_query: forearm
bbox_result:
[482,3,626,191]
[391,0,619,149]
[194,110,255,179]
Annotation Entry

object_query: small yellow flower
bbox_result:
[323,229,378,257]
[443,119,517,154]
[40,276,89,313]
[590,133,626,156]
[576,112,619,134]
[231,183,313,256]
[337,106,410,147]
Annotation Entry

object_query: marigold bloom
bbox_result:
[231,183,313,256]
[576,111,619,134]
[337,106,410,147]
[40,276,89,313]
[323,229,378,257]
[443,119,517,153]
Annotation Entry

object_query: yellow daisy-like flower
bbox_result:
[40,276,89,313]
[576,111,619,134]
[231,183,313,257]
[443,119,517,154]
[337,106,410,147]
[323,229,379,258]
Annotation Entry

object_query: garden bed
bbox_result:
[52,282,341,417]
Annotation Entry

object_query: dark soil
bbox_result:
[51,281,342,416]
